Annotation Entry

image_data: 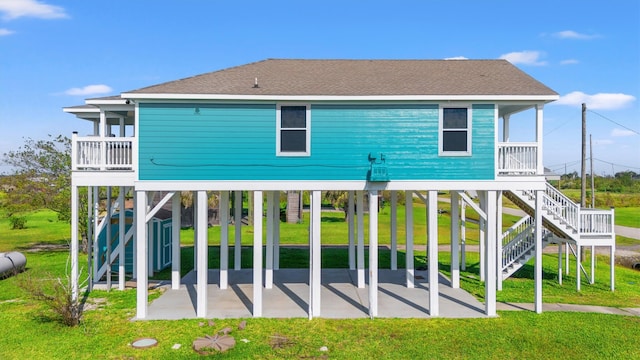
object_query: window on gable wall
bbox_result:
[439,107,471,156]
[277,104,310,156]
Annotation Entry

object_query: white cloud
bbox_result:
[0,0,68,20]
[0,28,14,36]
[555,91,636,110]
[499,50,547,66]
[611,128,636,137]
[445,56,468,60]
[560,59,579,65]
[553,30,599,40]
[64,84,113,96]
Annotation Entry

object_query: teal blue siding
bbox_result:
[138,103,495,181]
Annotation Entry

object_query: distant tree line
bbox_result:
[557,170,640,193]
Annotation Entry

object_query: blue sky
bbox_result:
[1,0,638,175]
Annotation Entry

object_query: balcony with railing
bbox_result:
[72,133,133,171]
[497,142,539,176]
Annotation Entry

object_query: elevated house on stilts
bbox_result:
[64,59,615,320]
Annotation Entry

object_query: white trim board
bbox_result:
[133,179,547,191]
[121,93,559,102]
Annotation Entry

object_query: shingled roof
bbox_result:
[123,59,558,97]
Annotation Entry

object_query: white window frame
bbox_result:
[438,105,472,156]
[276,103,311,156]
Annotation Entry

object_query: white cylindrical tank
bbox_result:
[0,252,27,278]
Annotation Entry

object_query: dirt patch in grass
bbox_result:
[23,243,68,252]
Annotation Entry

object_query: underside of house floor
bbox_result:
[141,269,487,320]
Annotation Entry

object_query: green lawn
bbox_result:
[1,250,639,359]
[1,208,639,359]
[615,207,640,228]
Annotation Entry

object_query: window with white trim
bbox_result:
[439,106,471,156]
[277,104,310,156]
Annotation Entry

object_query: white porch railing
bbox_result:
[72,133,133,171]
[498,142,538,175]
[580,208,615,236]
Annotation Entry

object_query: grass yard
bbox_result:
[1,249,639,359]
[1,207,639,359]
[615,207,640,228]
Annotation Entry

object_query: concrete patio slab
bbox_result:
[144,269,487,320]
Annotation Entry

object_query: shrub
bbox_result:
[9,216,27,229]
[16,269,86,327]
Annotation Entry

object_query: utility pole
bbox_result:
[581,103,587,208]
[590,134,595,208]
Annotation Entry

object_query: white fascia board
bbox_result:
[85,98,128,105]
[133,178,547,192]
[71,172,136,187]
[63,106,100,114]
[121,93,559,102]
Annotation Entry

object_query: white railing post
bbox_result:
[100,137,107,171]
[71,132,78,171]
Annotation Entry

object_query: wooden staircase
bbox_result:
[500,182,615,280]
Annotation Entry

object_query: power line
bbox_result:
[546,158,640,173]
[592,157,640,171]
[587,109,640,135]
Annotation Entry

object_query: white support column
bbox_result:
[356,191,365,288]
[461,201,466,271]
[265,191,274,289]
[590,245,595,285]
[348,191,355,270]
[534,190,543,313]
[484,190,497,317]
[171,192,181,290]
[405,190,414,288]
[565,243,570,275]
[196,191,208,318]
[497,191,503,291]
[220,191,229,290]
[610,244,615,291]
[558,243,563,285]
[92,199,98,288]
[71,183,79,301]
[450,191,460,289]
[135,190,148,319]
[87,186,93,277]
[274,191,280,270]
[310,190,322,318]
[390,190,398,271]
[234,191,242,270]
[193,192,198,272]
[147,193,154,277]
[119,116,125,137]
[253,191,263,317]
[118,187,126,290]
[427,191,439,316]
[106,187,112,290]
[368,190,379,318]
[132,191,137,279]
[478,192,486,282]
[535,104,544,175]
[503,114,510,142]
[99,110,106,170]
[577,244,582,291]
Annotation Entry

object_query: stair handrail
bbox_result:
[502,222,535,269]
[502,215,533,247]
[543,183,580,232]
